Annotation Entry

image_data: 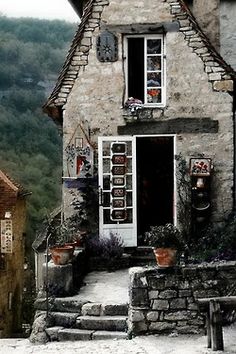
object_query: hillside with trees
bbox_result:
[0,16,76,262]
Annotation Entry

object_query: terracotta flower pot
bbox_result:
[153,248,177,267]
[50,245,74,265]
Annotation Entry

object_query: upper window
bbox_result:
[125,35,165,106]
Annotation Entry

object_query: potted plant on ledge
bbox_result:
[145,223,185,267]
[49,215,84,265]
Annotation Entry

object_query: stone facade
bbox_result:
[44,0,236,240]
[128,262,236,335]
[0,171,27,337]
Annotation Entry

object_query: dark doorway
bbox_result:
[136,137,174,244]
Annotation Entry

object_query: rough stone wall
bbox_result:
[62,0,234,222]
[192,0,220,51]
[128,262,236,335]
[0,198,26,337]
[220,0,236,70]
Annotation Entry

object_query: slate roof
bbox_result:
[43,0,236,122]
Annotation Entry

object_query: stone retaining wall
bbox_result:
[128,262,236,335]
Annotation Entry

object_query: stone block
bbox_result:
[152,299,169,310]
[159,290,177,299]
[92,331,128,340]
[149,322,176,332]
[130,288,149,307]
[130,270,148,288]
[178,290,192,297]
[45,326,64,341]
[147,311,159,322]
[82,303,101,316]
[169,298,186,309]
[51,312,79,327]
[130,321,148,334]
[58,328,93,341]
[208,73,222,81]
[148,290,159,299]
[102,304,128,316]
[148,276,166,290]
[213,80,233,92]
[129,310,145,322]
[164,311,192,321]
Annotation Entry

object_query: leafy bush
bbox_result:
[144,223,185,250]
[191,214,236,262]
[85,233,124,260]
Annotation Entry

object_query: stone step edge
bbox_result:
[76,315,128,331]
[47,327,128,341]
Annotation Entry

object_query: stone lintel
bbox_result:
[100,21,179,34]
[118,118,218,135]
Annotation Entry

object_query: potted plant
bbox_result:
[144,223,185,267]
[49,214,84,265]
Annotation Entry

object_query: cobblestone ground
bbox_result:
[1,325,236,354]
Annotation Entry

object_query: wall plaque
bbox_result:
[96,30,118,62]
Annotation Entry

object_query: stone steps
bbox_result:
[45,303,128,341]
[76,315,127,331]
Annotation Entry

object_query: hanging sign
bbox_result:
[1,219,13,254]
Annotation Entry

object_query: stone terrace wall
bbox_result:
[128,262,236,335]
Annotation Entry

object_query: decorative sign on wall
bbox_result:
[110,142,127,221]
[65,124,94,179]
[1,219,13,254]
[189,158,212,176]
[96,30,118,62]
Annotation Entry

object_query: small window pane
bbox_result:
[103,176,110,190]
[147,57,161,71]
[147,89,162,103]
[147,72,161,87]
[127,192,133,206]
[103,192,111,207]
[147,39,161,54]
[103,159,111,173]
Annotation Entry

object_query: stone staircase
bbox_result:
[41,299,128,341]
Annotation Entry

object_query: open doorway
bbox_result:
[136,136,174,244]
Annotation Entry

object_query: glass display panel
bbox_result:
[147,89,161,103]
[147,72,161,87]
[112,177,125,186]
[111,143,126,154]
[147,39,161,54]
[112,199,125,208]
[112,155,126,164]
[147,56,161,71]
[111,188,126,197]
[112,166,126,175]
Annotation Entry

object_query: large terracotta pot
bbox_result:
[153,248,177,267]
[50,245,74,265]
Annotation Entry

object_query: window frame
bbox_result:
[124,34,166,107]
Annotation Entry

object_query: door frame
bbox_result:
[98,134,177,247]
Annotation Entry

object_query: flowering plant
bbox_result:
[147,89,159,97]
[144,223,185,249]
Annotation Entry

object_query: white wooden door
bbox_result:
[98,136,137,247]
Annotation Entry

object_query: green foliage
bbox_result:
[191,214,236,262]
[144,223,185,250]
[0,16,76,264]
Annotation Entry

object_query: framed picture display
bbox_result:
[112,177,125,186]
[112,166,126,175]
[112,155,126,164]
[189,158,212,176]
[112,199,125,208]
[111,188,126,197]
[111,142,126,154]
[111,209,127,221]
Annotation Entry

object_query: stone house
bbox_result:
[43,0,236,248]
[0,170,29,337]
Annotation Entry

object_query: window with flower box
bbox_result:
[125,35,166,106]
